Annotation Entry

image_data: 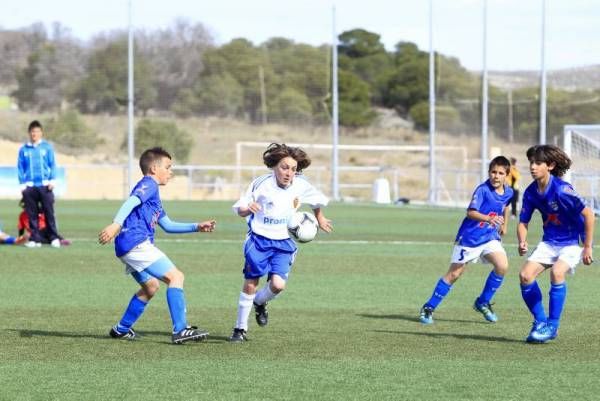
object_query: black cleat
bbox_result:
[229,328,248,342]
[254,302,269,327]
[109,325,137,340]
[172,325,209,344]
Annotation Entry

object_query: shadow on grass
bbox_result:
[373,329,524,344]
[9,329,231,344]
[12,329,108,340]
[357,313,488,325]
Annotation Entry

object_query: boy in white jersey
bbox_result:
[99,147,216,344]
[229,143,333,342]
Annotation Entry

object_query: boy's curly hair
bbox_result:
[526,145,571,177]
[263,143,311,173]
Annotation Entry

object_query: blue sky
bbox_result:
[2,0,600,71]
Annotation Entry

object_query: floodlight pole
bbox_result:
[127,0,135,193]
[428,0,436,204]
[539,0,547,144]
[481,0,489,181]
[331,5,340,201]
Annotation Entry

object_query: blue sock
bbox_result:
[117,295,148,333]
[424,278,452,310]
[3,236,16,244]
[477,270,504,304]
[167,287,188,333]
[548,282,567,328]
[520,281,547,323]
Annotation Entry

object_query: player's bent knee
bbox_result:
[494,264,509,276]
[145,279,160,297]
[269,276,286,293]
[162,267,185,286]
[445,268,463,284]
[519,271,534,284]
[243,279,259,294]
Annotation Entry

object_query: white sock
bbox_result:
[254,283,278,306]
[235,292,255,330]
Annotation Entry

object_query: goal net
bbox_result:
[564,125,600,214]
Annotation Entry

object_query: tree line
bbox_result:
[2,21,600,143]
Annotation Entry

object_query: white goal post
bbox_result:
[563,124,600,214]
[235,141,470,203]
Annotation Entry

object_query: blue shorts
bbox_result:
[243,233,297,280]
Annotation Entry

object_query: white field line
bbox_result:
[72,237,521,247]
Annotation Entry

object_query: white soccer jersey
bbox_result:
[233,173,328,240]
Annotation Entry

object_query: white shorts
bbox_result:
[450,240,506,265]
[528,241,582,271]
[119,240,171,274]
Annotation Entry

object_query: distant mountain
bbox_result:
[486,65,600,91]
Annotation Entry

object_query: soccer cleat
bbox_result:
[24,241,41,248]
[528,322,558,343]
[473,300,498,323]
[172,325,209,344]
[525,321,547,343]
[254,302,269,327]
[109,325,137,340]
[50,238,61,248]
[419,306,434,324]
[229,328,248,342]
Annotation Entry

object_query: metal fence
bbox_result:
[2,1,599,206]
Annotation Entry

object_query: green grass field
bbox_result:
[1,200,599,401]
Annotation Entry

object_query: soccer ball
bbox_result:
[287,211,318,243]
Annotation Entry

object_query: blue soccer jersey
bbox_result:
[455,180,513,247]
[520,175,586,246]
[115,176,164,257]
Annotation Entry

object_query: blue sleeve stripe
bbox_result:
[252,174,272,192]
[113,196,142,225]
[158,215,198,234]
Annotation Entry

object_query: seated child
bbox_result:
[18,199,71,246]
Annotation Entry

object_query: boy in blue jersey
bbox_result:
[99,147,216,344]
[419,156,513,324]
[229,143,332,342]
[518,145,595,343]
[17,120,61,248]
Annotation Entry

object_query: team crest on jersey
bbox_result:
[293,197,300,209]
[136,184,149,196]
[549,201,559,211]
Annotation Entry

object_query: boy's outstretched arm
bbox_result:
[581,207,595,265]
[158,215,216,233]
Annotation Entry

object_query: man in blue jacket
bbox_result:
[17,120,60,248]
